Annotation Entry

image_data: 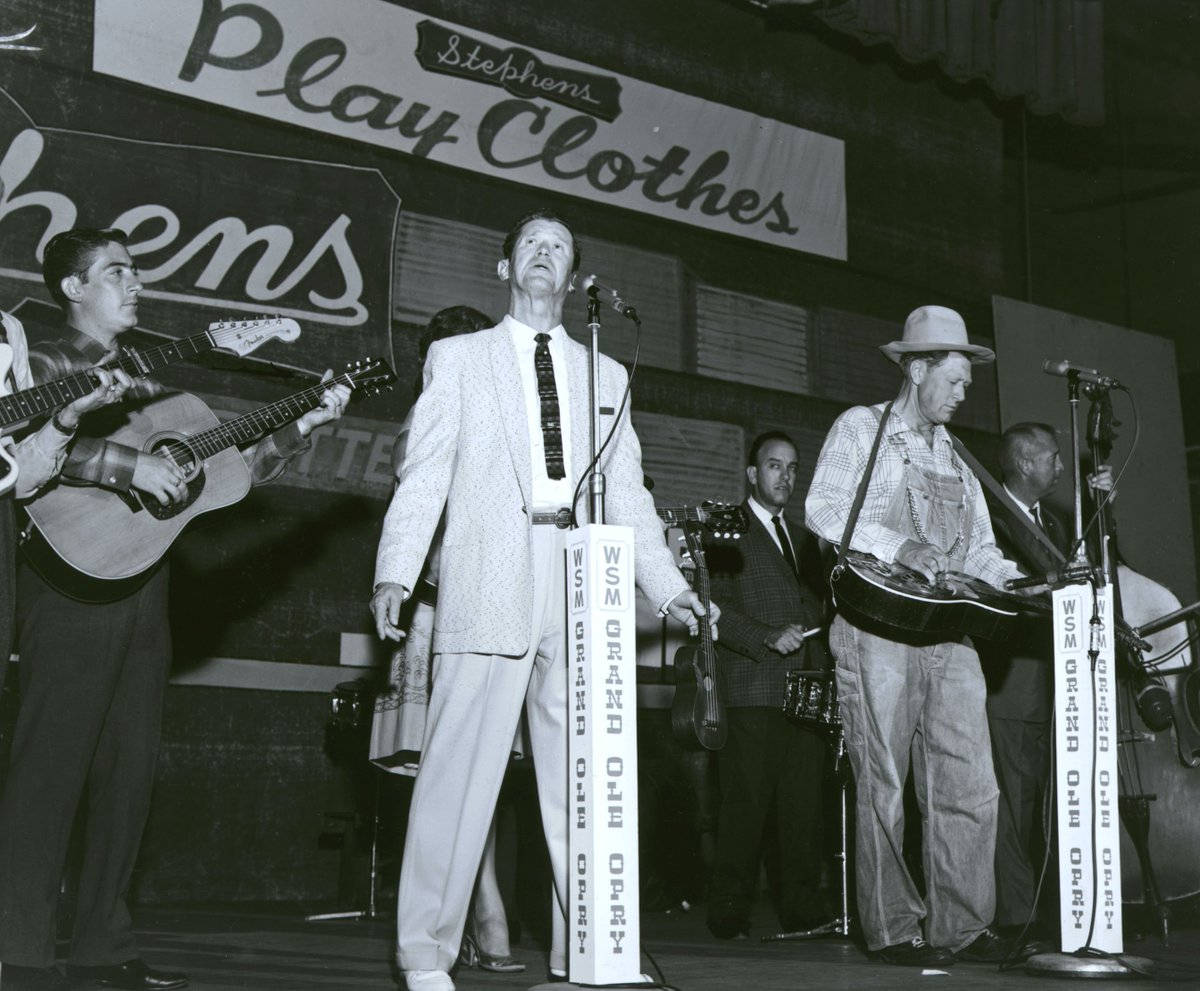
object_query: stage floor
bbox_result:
[117,904,1199,990]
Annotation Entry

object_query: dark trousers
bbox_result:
[0,562,171,967]
[0,501,15,664]
[989,714,1052,928]
[709,707,827,930]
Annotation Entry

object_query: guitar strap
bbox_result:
[831,401,893,584]
[949,435,1067,574]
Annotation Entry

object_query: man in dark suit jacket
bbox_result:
[983,422,1110,935]
[704,431,829,938]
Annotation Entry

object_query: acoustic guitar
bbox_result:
[665,501,747,751]
[0,317,299,495]
[22,357,395,602]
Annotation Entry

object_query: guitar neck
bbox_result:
[658,505,705,526]
[0,329,218,429]
[185,376,345,460]
[683,528,716,659]
[695,561,715,657]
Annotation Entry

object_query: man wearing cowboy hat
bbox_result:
[806,305,1023,967]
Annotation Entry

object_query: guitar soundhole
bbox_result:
[142,439,205,521]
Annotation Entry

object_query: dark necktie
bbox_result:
[1034,504,1048,533]
[772,515,799,578]
[534,333,565,480]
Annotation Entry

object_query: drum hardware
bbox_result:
[306,679,385,923]
[765,670,852,942]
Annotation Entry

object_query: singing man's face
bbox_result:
[499,218,576,300]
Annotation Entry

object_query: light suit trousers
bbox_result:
[397,525,569,973]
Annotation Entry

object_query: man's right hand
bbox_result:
[896,539,949,584]
[131,452,189,506]
[371,582,410,641]
[766,623,810,655]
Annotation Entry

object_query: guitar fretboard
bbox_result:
[164,375,354,464]
[0,331,217,429]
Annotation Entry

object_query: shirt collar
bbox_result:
[503,313,565,349]
[66,327,112,362]
[1003,483,1038,517]
[747,495,785,527]
[882,404,952,449]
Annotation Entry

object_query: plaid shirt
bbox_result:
[28,328,307,491]
[806,403,1019,590]
[1,312,77,497]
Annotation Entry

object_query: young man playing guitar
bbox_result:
[704,430,830,940]
[0,228,349,991]
[806,306,1022,968]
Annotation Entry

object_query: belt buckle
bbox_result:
[554,507,571,529]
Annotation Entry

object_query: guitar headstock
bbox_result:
[658,500,748,541]
[341,356,397,397]
[209,317,301,356]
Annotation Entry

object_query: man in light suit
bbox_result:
[370,210,716,991]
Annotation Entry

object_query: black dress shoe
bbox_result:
[67,959,188,990]
[954,928,1013,963]
[875,936,955,967]
[0,964,71,990]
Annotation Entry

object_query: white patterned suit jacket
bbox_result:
[374,322,688,657]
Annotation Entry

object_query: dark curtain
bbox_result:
[769,0,1104,125]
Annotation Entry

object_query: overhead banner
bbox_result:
[91,0,847,260]
[0,88,399,370]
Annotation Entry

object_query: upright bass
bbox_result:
[1085,388,1200,938]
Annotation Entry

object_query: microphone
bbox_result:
[1042,359,1123,389]
[582,274,639,323]
[1004,562,1095,591]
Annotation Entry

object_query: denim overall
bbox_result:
[830,446,999,952]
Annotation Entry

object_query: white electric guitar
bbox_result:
[0,317,300,495]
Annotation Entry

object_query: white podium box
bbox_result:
[1052,583,1122,954]
[565,523,645,986]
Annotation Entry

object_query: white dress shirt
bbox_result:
[1002,483,1039,525]
[505,314,574,510]
[747,495,794,559]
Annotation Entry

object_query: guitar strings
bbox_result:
[154,372,359,469]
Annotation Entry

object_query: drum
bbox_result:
[782,670,840,732]
[329,678,376,733]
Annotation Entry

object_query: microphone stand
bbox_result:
[1067,371,1091,571]
[586,286,606,524]
[1026,373,1155,978]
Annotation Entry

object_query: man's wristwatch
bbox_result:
[51,410,78,435]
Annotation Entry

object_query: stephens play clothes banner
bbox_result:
[92,0,847,260]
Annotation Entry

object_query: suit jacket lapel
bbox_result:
[488,327,532,510]
[746,502,800,589]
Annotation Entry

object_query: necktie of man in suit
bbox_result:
[772,515,799,578]
[534,332,565,480]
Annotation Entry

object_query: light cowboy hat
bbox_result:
[880,305,995,364]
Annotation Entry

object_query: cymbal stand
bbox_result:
[306,773,383,922]
[763,726,852,942]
